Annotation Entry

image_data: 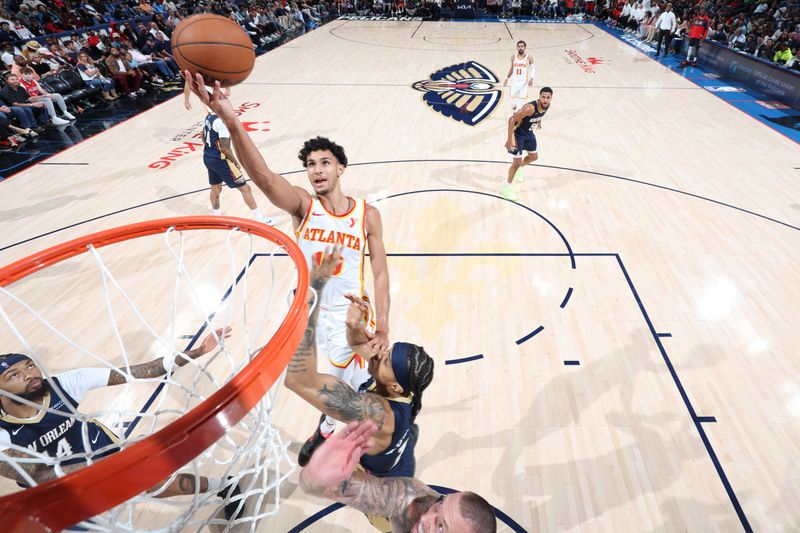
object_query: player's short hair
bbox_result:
[298,136,348,167]
[459,492,497,533]
[19,67,34,74]
[517,40,526,47]
[540,86,554,95]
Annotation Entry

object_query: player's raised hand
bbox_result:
[345,293,374,335]
[183,70,235,120]
[194,326,233,358]
[366,330,389,354]
[311,246,344,284]
[301,420,376,488]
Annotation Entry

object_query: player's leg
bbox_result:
[503,155,523,201]
[518,134,539,179]
[220,160,275,225]
[209,184,223,215]
[236,182,276,225]
[503,131,527,201]
[207,162,224,215]
[149,474,244,521]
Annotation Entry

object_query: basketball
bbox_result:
[171,14,255,87]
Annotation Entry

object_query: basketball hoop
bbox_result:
[0,217,309,532]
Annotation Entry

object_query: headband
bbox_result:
[390,342,412,396]
[0,354,30,374]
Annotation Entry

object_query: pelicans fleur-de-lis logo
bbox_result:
[412,61,501,126]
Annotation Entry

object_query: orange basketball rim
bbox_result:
[0,216,309,532]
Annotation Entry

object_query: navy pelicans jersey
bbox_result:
[203,113,228,161]
[0,377,119,472]
[516,100,549,135]
[357,379,416,478]
[296,197,368,311]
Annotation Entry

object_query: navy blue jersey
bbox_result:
[515,99,549,135]
[0,377,119,470]
[358,379,416,478]
[203,114,230,162]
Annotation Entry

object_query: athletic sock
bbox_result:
[251,208,264,218]
[320,416,337,437]
[212,209,221,216]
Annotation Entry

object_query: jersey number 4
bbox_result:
[312,251,344,276]
[56,438,73,458]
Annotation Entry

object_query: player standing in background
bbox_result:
[202,108,275,225]
[503,40,535,114]
[682,7,711,66]
[502,86,553,202]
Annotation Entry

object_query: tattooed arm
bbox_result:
[107,327,232,385]
[285,248,394,450]
[299,421,437,531]
[0,447,83,485]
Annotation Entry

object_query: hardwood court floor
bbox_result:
[1,20,799,532]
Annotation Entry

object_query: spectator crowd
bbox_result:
[602,0,800,69]
[0,0,334,150]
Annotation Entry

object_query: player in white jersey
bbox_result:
[504,40,535,115]
[185,74,391,467]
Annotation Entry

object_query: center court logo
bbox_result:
[411,61,502,126]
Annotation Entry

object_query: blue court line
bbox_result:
[560,287,574,308]
[112,248,746,532]
[563,360,581,366]
[285,503,345,533]
[516,325,544,345]
[614,253,751,532]
[444,353,484,365]
[375,188,577,269]
[124,253,258,438]
[657,332,673,338]
[697,416,718,423]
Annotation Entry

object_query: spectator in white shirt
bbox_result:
[728,28,746,50]
[654,2,677,57]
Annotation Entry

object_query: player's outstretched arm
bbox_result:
[285,249,392,439]
[184,72,309,219]
[106,327,232,385]
[0,447,83,485]
[300,420,437,527]
[365,205,390,353]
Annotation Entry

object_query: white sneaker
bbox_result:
[51,116,70,125]
[62,112,76,120]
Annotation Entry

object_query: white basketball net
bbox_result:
[0,224,303,532]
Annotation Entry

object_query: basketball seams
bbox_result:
[172,41,255,53]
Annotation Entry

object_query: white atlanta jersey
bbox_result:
[511,54,531,83]
[296,196,368,311]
